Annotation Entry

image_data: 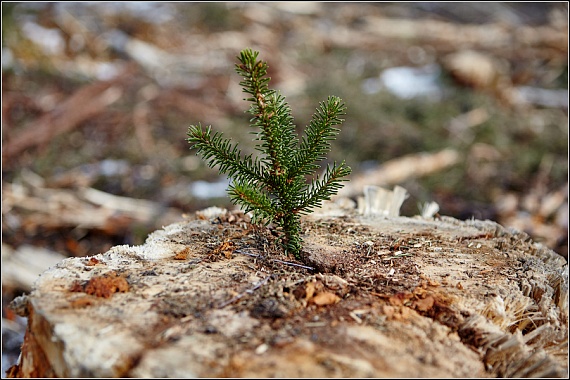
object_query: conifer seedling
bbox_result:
[187,49,351,259]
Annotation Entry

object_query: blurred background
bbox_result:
[1,2,568,373]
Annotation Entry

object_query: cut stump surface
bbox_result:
[7,206,568,378]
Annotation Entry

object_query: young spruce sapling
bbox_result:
[187,49,351,259]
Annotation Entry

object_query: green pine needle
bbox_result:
[187,48,351,259]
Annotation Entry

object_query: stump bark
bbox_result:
[7,204,568,378]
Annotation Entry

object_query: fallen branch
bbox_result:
[2,170,182,234]
[1,244,67,292]
[2,71,132,162]
[338,148,461,198]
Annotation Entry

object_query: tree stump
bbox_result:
[7,204,568,378]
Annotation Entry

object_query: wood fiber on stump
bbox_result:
[7,205,568,378]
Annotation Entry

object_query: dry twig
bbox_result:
[217,274,273,308]
[234,249,315,271]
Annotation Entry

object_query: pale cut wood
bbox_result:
[1,244,67,292]
[2,170,182,234]
[7,205,568,378]
[338,148,461,198]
